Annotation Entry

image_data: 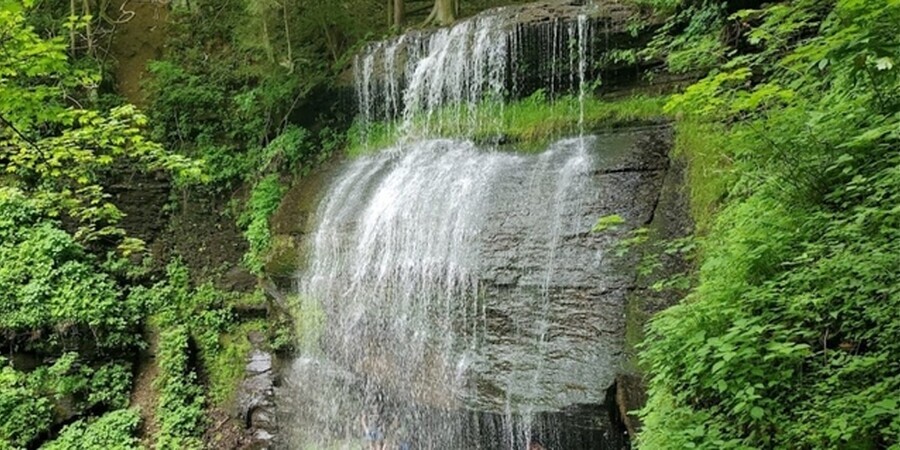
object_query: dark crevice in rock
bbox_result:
[641,163,669,228]
[595,167,666,175]
[614,373,646,441]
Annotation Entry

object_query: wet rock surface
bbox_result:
[278,125,676,449]
[236,333,278,449]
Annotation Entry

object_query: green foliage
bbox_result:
[155,327,204,450]
[0,39,152,436]
[626,0,685,15]
[145,0,349,191]
[592,214,626,232]
[239,175,287,274]
[640,1,728,74]
[668,121,732,233]
[0,2,201,251]
[41,409,142,450]
[639,0,900,448]
[0,359,53,447]
[145,0,346,273]
[136,261,265,445]
[0,188,142,350]
[0,353,133,448]
[130,261,214,447]
[29,355,133,413]
[205,320,263,405]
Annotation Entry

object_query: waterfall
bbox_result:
[353,9,593,142]
[280,5,652,450]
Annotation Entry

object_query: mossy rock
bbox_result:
[270,159,338,238]
[263,234,302,281]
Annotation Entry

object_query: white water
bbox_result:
[353,10,593,141]
[283,137,627,449]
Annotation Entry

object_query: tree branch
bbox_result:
[0,113,44,155]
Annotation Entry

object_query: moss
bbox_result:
[204,320,266,406]
[623,291,652,372]
[285,295,326,354]
[670,120,731,234]
[263,234,301,279]
[347,94,670,156]
[270,156,342,239]
[239,175,287,275]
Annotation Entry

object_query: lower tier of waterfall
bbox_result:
[277,128,672,449]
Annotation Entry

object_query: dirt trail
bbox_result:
[108,0,168,106]
[130,329,160,447]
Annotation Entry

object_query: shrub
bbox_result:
[638,0,900,448]
[239,175,286,274]
[41,409,142,450]
[0,361,53,447]
[0,188,142,351]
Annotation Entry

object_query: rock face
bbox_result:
[266,158,341,290]
[236,334,278,449]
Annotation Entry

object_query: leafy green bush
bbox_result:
[0,188,142,351]
[0,360,53,447]
[638,0,900,448]
[41,409,142,450]
[239,175,287,274]
[0,352,135,448]
[155,327,205,450]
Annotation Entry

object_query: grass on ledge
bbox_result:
[347,92,669,156]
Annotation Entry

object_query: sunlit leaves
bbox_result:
[1,2,202,252]
[592,214,626,232]
[41,409,142,450]
[639,0,900,448]
[0,189,141,349]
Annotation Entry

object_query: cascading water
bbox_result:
[353,7,594,142]
[279,3,661,449]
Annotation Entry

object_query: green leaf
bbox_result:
[750,406,764,419]
[592,214,626,232]
[874,56,894,71]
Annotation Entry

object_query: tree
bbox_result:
[423,0,458,26]
[393,0,405,28]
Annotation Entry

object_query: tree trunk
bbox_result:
[424,0,456,26]
[393,0,404,29]
[435,0,455,25]
[70,0,77,55]
[262,18,274,62]
[82,0,94,56]
[282,2,293,73]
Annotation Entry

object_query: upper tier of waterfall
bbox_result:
[353,2,601,141]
